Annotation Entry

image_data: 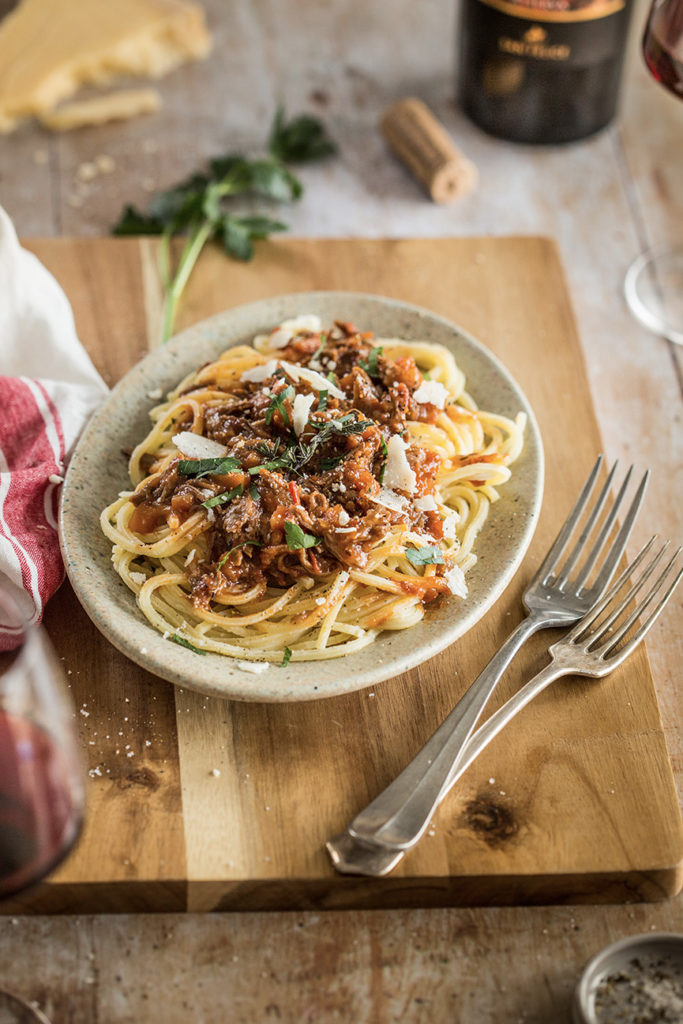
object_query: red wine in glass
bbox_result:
[0,591,85,901]
[0,710,81,896]
[642,0,683,98]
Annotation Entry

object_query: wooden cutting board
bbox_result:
[5,236,682,914]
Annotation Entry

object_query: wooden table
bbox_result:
[0,0,681,1020]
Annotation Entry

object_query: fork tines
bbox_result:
[572,538,682,661]
[541,455,649,597]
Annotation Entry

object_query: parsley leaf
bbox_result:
[265,384,295,427]
[178,456,240,478]
[281,646,292,668]
[268,107,337,163]
[285,521,320,550]
[318,389,328,411]
[202,485,243,509]
[359,346,383,379]
[170,634,206,655]
[405,545,445,567]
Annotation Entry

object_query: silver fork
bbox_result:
[326,456,649,875]
[328,538,681,876]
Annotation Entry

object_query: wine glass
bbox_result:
[624,0,683,345]
[0,586,85,902]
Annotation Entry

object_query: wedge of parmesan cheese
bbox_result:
[40,88,161,131]
[172,431,228,459]
[383,435,417,494]
[0,0,211,134]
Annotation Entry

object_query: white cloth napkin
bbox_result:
[0,206,108,649]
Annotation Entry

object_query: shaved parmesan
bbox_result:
[254,315,323,351]
[384,435,416,494]
[442,513,458,540]
[413,380,449,409]
[235,660,270,674]
[241,359,278,383]
[338,509,350,526]
[335,527,355,534]
[129,571,147,586]
[445,564,468,598]
[292,393,315,436]
[368,487,408,513]
[414,495,438,512]
[282,361,345,399]
[172,431,228,459]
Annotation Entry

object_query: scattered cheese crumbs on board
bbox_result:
[210,768,221,777]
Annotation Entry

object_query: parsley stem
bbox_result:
[161,219,214,344]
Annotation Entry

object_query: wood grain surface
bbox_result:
[2,235,680,916]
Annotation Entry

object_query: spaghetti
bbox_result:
[100,316,525,663]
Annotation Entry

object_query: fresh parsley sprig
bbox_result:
[112,108,336,344]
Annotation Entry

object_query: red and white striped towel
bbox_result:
[0,206,108,649]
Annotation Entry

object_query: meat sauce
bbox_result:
[131,323,453,608]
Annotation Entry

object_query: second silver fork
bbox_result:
[327,455,648,875]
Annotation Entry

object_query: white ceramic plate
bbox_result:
[60,292,544,702]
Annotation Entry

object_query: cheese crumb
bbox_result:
[338,509,350,526]
[48,473,64,484]
[413,380,449,409]
[129,571,147,586]
[235,660,269,674]
[147,387,163,400]
[445,564,468,598]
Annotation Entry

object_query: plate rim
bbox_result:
[59,290,545,702]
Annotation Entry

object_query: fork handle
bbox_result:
[348,610,550,849]
[330,659,565,875]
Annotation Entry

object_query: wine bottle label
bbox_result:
[478,0,625,22]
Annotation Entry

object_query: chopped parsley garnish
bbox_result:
[284,521,320,550]
[169,634,206,655]
[202,485,243,508]
[359,346,383,379]
[217,540,262,568]
[249,482,260,500]
[178,456,240,478]
[321,455,344,471]
[281,646,292,668]
[265,384,295,427]
[318,389,328,411]
[379,436,388,484]
[406,545,445,566]
[248,413,372,477]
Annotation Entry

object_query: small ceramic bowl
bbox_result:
[573,932,683,1024]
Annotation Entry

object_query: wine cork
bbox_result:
[380,97,478,204]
